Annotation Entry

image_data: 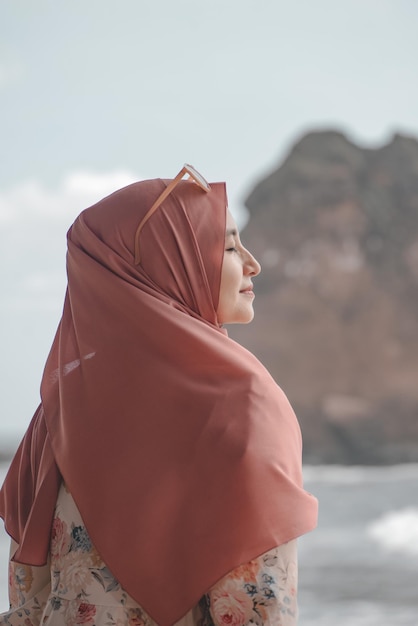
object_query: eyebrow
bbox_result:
[225,228,238,237]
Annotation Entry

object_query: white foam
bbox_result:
[368,507,418,556]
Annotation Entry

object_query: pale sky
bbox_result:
[1,0,418,441]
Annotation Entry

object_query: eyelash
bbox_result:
[226,247,238,253]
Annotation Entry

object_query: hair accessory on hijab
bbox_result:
[134,163,210,263]
[0,172,317,626]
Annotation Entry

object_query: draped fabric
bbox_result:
[0,178,317,626]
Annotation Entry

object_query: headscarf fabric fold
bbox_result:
[0,178,317,625]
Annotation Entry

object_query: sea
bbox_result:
[0,462,417,626]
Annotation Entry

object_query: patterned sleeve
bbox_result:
[199,540,298,626]
[8,539,50,609]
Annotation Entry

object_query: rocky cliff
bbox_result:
[229,130,418,464]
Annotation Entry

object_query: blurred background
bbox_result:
[1,1,417,624]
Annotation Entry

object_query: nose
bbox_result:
[244,248,261,276]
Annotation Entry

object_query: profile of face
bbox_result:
[217,211,261,325]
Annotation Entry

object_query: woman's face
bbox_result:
[217,211,261,325]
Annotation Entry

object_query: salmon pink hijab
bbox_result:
[0,176,317,625]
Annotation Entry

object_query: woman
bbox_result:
[0,165,317,626]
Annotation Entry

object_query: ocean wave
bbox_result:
[303,463,418,484]
[367,507,418,556]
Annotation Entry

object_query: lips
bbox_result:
[240,283,254,294]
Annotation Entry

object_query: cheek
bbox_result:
[218,256,234,313]
[218,263,229,306]
[219,257,239,296]
[219,255,242,307]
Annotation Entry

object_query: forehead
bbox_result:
[225,210,238,234]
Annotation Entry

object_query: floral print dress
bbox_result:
[1,483,298,626]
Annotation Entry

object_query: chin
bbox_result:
[240,314,255,324]
[223,309,255,325]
